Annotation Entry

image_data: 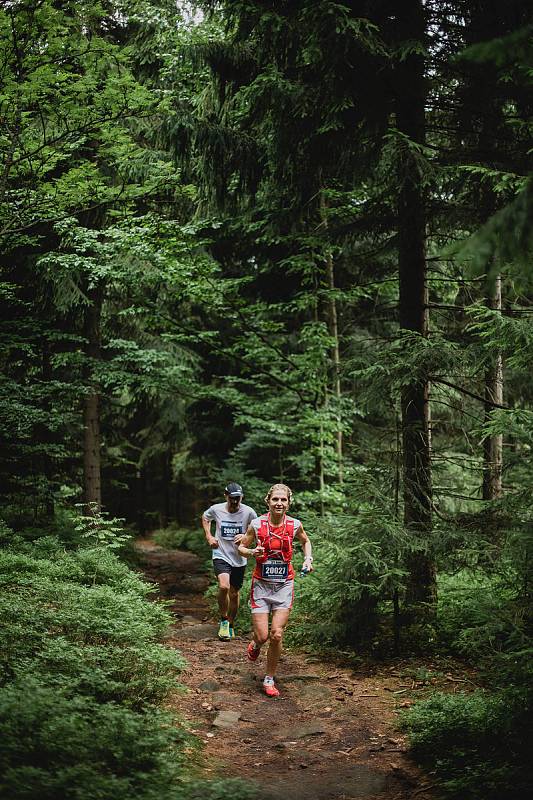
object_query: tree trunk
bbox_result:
[40,339,55,518]
[137,465,147,535]
[395,0,436,606]
[312,286,326,514]
[83,285,103,513]
[319,188,343,483]
[482,274,503,500]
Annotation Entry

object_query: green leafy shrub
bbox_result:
[175,779,257,800]
[0,545,180,698]
[74,504,132,551]
[0,677,189,800]
[287,506,409,649]
[0,526,254,800]
[401,689,533,800]
[436,571,533,686]
[0,544,154,592]
[402,561,533,800]
[153,525,208,561]
[20,638,184,707]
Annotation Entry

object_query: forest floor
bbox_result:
[135,537,477,800]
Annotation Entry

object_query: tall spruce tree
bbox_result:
[194,0,441,614]
[393,0,435,606]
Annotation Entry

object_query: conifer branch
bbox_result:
[432,378,508,409]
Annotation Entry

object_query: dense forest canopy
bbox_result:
[0,2,532,799]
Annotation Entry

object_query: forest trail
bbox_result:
[135,538,435,800]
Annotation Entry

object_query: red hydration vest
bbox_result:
[253,514,296,581]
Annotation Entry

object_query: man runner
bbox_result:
[237,483,313,697]
[202,482,257,641]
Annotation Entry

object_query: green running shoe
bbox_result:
[218,619,231,640]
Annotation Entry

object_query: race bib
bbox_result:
[261,559,288,582]
[220,522,242,540]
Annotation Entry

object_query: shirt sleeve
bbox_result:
[203,505,215,520]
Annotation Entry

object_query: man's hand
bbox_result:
[252,545,265,558]
[233,534,244,545]
[302,557,314,573]
[207,536,218,549]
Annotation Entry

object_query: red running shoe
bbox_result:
[247,641,260,662]
[263,678,280,697]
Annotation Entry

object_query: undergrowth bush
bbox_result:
[401,552,532,800]
[153,525,209,562]
[0,518,255,800]
[436,571,532,685]
[0,677,190,800]
[401,688,533,800]
[287,507,408,649]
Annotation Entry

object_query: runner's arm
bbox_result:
[234,511,257,545]
[237,526,264,558]
[296,526,314,572]
[201,515,218,549]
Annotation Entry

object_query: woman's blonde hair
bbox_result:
[264,483,293,507]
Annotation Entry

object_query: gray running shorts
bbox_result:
[251,577,294,613]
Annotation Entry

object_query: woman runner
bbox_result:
[237,483,314,697]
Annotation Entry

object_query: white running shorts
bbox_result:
[251,577,294,613]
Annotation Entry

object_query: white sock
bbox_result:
[263,675,275,685]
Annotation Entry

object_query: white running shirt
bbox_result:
[203,502,257,567]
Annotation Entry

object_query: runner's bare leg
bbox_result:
[228,585,239,625]
[252,612,269,649]
[217,573,230,618]
[266,608,291,676]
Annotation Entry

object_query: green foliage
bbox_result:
[0,678,188,800]
[74,504,131,550]
[287,494,410,649]
[436,567,532,684]
[153,525,208,561]
[401,545,532,799]
[0,0,214,522]
[0,534,180,695]
[174,778,257,800]
[0,534,185,797]
[0,523,256,800]
[401,689,533,800]
[1,2,532,798]
[0,0,155,240]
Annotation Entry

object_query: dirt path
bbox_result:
[135,538,436,800]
